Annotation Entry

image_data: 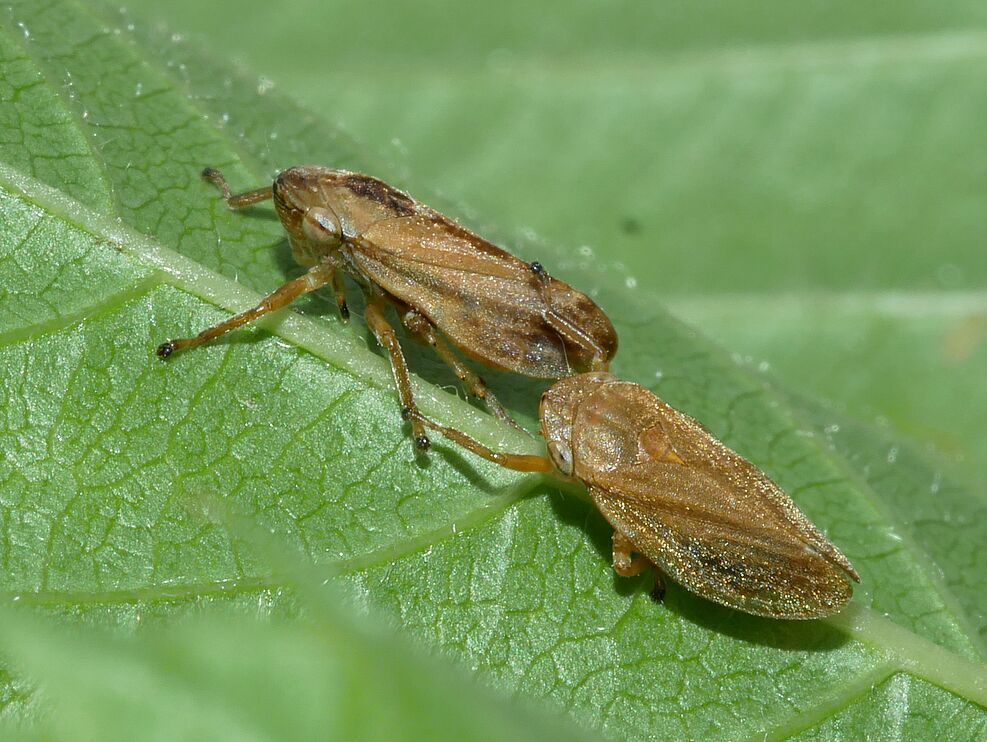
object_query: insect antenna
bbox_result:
[202,167,273,209]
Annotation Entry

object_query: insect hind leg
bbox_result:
[400,309,524,432]
[364,297,430,451]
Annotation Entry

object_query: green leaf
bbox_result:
[1,1,986,740]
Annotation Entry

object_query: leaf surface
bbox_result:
[0,2,986,739]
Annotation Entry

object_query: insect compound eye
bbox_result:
[309,209,342,239]
[303,207,343,244]
[548,441,574,476]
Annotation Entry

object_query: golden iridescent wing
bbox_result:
[571,380,858,619]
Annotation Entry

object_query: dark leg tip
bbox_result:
[155,341,175,359]
[529,260,545,275]
[414,434,431,451]
[339,303,350,321]
[201,167,219,180]
[649,581,666,604]
[400,406,413,420]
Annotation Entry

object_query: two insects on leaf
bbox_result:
[157,165,859,620]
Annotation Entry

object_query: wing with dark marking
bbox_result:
[572,380,857,619]
[350,214,613,377]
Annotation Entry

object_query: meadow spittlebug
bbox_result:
[157,167,617,449]
[414,372,859,619]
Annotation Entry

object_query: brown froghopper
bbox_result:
[414,372,859,619]
[156,166,617,447]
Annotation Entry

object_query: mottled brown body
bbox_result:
[415,373,859,619]
[157,166,617,448]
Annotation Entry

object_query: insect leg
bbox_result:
[400,310,524,431]
[364,297,430,451]
[611,530,653,577]
[332,273,349,321]
[202,167,273,209]
[411,412,556,474]
[530,262,610,371]
[649,574,666,603]
[612,530,666,602]
[156,263,335,358]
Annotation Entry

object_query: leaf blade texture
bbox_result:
[0,1,985,739]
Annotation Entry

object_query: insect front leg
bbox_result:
[201,167,274,209]
[611,530,653,577]
[332,272,349,321]
[411,412,556,474]
[529,262,611,371]
[156,262,336,358]
[612,530,666,602]
[363,296,430,451]
[400,309,524,432]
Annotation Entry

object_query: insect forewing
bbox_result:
[351,212,616,377]
[274,166,615,375]
[570,380,858,619]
